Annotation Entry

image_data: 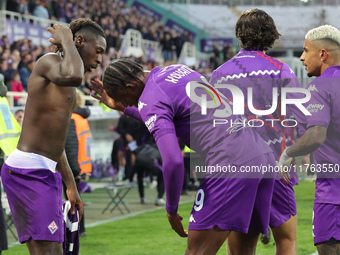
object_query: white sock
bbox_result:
[118,166,125,181]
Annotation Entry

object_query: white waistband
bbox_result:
[5,149,57,172]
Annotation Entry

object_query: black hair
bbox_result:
[15,109,24,115]
[102,58,144,98]
[56,18,105,53]
[235,8,281,51]
[69,18,106,41]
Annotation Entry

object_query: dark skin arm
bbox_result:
[90,78,125,111]
[279,125,327,183]
[287,125,327,156]
[57,151,83,220]
[38,24,84,87]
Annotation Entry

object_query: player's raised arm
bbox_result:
[37,24,84,87]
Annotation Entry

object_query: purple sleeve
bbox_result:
[305,83,331,129]
[124,106,143,122]
[157,133,184,214]
[280,63,307,124]
[296,122,306,138]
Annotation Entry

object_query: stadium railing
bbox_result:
[1,10,68,29]
[151,0,339,6]
[117,29,164,65]
[178,41,197,68]
[1,10,210,67]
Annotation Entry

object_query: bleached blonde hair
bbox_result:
[306,25,340,46]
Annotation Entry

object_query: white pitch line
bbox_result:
[8,199,194,248]
[86,199,194,228]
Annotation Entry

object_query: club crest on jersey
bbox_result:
[48,220,58,235]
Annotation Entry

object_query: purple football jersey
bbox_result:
[136,63,275,226]
[298,66,340,204]
[138,64,272,167]
[63,200,79,255]
[210,49,303,160]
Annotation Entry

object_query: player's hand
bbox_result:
[90,78,126,111]
[278,148,293,184]
[46,24,73,47]
[66,184,84,222]
[167,212,188,238]
[126,134,134,143]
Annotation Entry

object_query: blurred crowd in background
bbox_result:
[2,0,235,106]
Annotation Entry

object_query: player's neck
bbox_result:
[140,70,150,84]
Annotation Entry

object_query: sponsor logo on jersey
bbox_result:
[306,103,324,113]
[48,220,58,235]
[308,84,319,92]
[138,101,147,111]
[189,214,196,223]
[145,114,157,131]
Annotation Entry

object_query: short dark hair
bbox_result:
[102,58,144,98]
[235,8,280,51]
[15,109,24,115]
[55,18,105,53]
[69,18,106,41]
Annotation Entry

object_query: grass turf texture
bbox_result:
[4,180,316,255]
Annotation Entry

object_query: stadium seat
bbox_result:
[102,182,131,214]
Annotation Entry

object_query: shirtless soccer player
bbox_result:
[91,58,276,255]
[1,19,106,254]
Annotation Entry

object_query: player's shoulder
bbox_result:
[37,52,62,62]
[34,52,62,70]
[310,66,340,94]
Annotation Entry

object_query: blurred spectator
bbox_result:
[104,29,121,53]
[65,89,91,237]
[14,109,24,127]
[9,71,25,106]
[48,0,61,20]
[19,59,35,91]
[72,90,92,177]
[209,52,219,70]
[18,0,29,15]
[32,0,49,19]
[6,0,21,13]
[209,44,221,69]
[0,36,10,50]
[161,32,173,62]
[0,80,16,255]
[1,0,215,98]
[116,114,146,182]
[134,144,165,206]
[222,43,235,62]
[212,43,220,60]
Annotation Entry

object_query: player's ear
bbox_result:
[75,35,85,48]
[320,48,329,62]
